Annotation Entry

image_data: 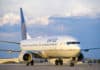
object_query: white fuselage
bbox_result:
[20,36,80,58]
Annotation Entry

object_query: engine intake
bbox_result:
[78,53,84,61]
[23,53,32,61]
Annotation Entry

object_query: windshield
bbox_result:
[67,41,80,45]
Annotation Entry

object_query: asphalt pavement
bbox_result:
[0,63,100,70]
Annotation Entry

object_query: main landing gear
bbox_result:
[55,58,63,66]
[26,60,34,66]
[70,57,76,67]
[54,57,76,66]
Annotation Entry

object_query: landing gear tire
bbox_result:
[26,62,30,66]
[55,60,59,65]
[59,60,63,65]
[55,59,63,66]
[26,60,34,66]
[70,57,76,67]
[30,60,34,66]
[70,62,74,67]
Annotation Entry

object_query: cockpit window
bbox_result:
[67,41,80,45]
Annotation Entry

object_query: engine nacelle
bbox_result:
[18,51,33,62]
[77,52,84,61]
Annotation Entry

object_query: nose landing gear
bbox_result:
[70,57,76,67]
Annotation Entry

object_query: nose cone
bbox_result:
[69,45,81,51]
[76,45,81,50]
[70,45,81,56]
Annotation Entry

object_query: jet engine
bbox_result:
[77,52,84,61]
[18,51,33,62]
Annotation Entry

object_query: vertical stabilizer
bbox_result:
[20,8,27,40]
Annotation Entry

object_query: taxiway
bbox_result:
[0,63,100,70]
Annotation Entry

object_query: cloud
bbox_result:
[64,0,100,17]
[27,16,50,25]
[0,13,20,26]
[0,32,21,41]
[0,13,51,26]
[65,4,91,16]
[1,0,100,18]
[0,0,100,26]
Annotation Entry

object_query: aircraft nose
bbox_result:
[71,45,80,50]
[76,46,81,50]
[75,45,81,53]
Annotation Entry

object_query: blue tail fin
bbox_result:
[20,8,27,40]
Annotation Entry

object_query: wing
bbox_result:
[31,50,43,58]
[0,49,21,53]
[0,40,20,53]
[81,48,100,52]
[0,41,20,44]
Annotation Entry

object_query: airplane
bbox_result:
[0,8,100,66]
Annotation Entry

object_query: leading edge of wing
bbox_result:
[81,48,100,52]
[0,41,20,44]
[0,49,21,52]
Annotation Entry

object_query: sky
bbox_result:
[0,0,100,59]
